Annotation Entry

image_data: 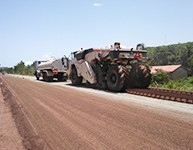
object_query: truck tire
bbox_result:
[63,74,68,82]
[57,73,64,82]
[43,72,48,81]
[70,67,82,85]
[34,71,40,80]
[43,72,53,82]
[48,76,53,82]
[107,65,126,92]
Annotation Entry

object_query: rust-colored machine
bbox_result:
[63,42,152,92]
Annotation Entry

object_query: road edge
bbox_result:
[0,77,49,150]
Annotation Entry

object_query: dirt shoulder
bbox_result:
[0,76,49,150]
[0,82,24,150]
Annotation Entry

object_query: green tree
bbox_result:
[14,61,25,74]
[147,41,193,75]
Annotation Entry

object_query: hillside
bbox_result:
[147,42,193,75]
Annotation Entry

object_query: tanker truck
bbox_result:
[34,58,68,82]
[62,42,152,92]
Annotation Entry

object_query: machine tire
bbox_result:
[107,65,126,92]
[140,65,152,88]
[93,64,107,90]
[129,64,151,88]
[70,67,83,85]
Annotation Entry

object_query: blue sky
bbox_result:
[0,0,193,67]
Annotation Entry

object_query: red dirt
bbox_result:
[1,75,193,150]
[0,79,24,150]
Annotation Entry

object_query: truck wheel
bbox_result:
[34,71,40,80]
[58,76,64,82]
[48,76,53,82]
[70,67,82,85]
[107,65,126,92]
[43,73,53,82]
[63,74,68,82]
[57,74,64,82]
[43,72,48,81]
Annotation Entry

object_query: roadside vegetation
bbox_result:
[147,42,193,76]
[151,70,193,91]
[0,61,34,76]
[147,41,193,91]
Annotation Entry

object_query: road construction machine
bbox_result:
[62,42,152,92]
[34,58,68,82]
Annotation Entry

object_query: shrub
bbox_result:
[152,69,169,84]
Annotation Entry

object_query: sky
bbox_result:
[0,0,193,67]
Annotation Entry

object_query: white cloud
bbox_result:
[93,3,102,7]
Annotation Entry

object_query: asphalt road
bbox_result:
[2,75,193,150]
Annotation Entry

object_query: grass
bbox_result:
[151,77,193,92]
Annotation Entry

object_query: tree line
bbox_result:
[147,42,193,75]
[0,61,35,75]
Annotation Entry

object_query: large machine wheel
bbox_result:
[93,64,107,90]
[140,65,152,88]
[129,64,151,88]
[70,67,83,85]
[107,65,126,92]
[121,65,131,88]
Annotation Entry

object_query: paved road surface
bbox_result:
[2,75,193,150]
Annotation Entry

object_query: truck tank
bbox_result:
[34,58,68,82]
